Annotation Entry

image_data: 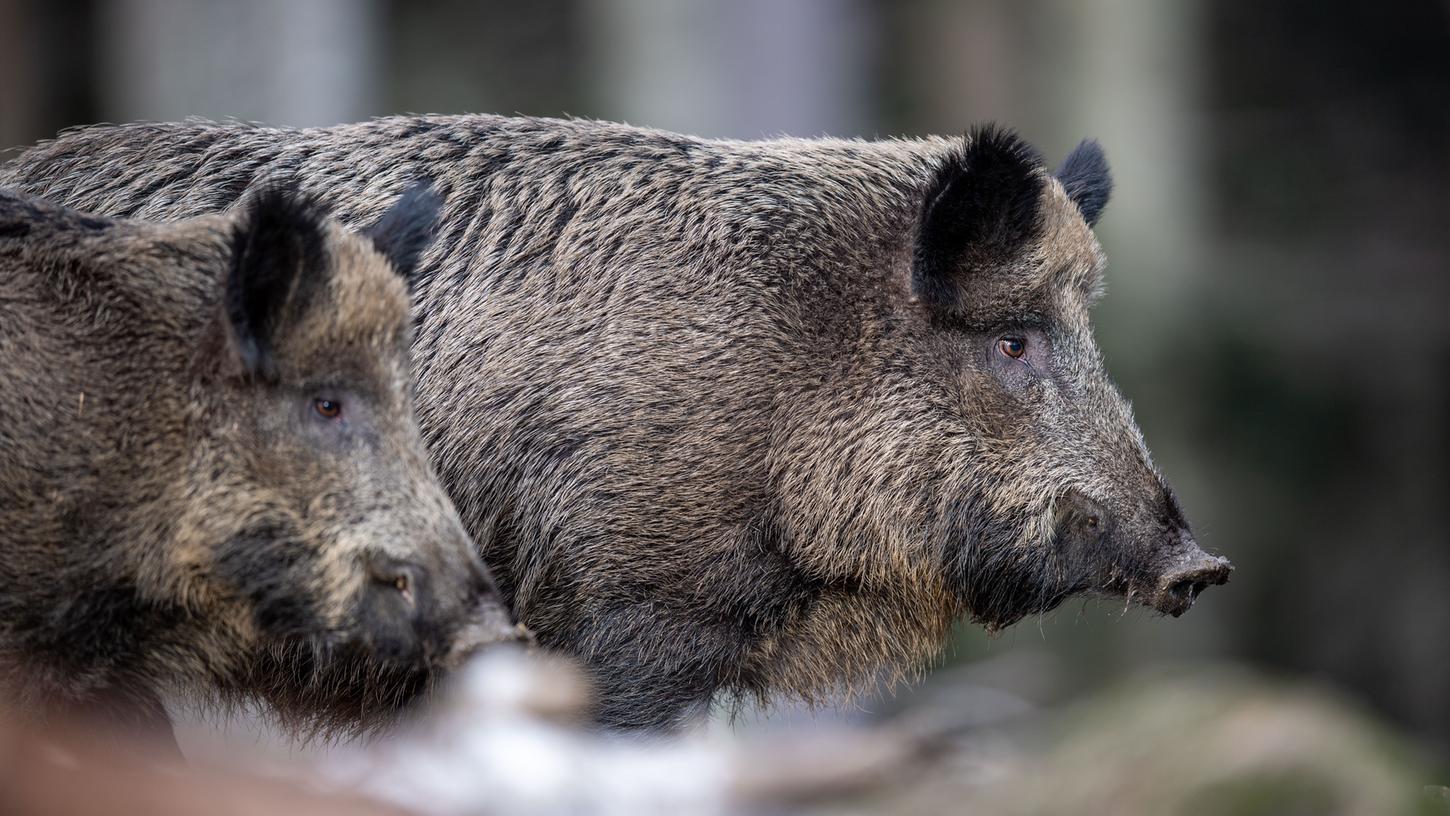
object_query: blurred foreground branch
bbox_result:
[1,653,1443,816]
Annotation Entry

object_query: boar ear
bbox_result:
[1055,139,1112,226]
[224,187,330,380]
[912,125,1045,313]
[364,181,442,286]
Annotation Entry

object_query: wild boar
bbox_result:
[1,116,1232,729]
[0,185,516,740]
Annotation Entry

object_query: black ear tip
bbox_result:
[225,184,331,380]
[1054,138,1113,226]
[395,180,443,214]
[230,184,331,279]
[1056,138,1111,187]
[365,180,444,283]
[911,124,1049,313]
[234,185,332,266]
[964,124,1046,171]
[1062,138,1108,168]
[240,185,328,232]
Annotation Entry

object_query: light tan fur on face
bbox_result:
[286,225,411,365]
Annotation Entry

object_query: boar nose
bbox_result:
[360,554,433,661]
[1150,535,1232,617]
[363,551,522,664]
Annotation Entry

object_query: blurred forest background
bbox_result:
[1,0,1447,790]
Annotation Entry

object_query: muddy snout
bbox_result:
[1149,548,1233,617]
[358,553,525,664]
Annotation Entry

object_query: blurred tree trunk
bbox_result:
[894,0,1205,335]
[0,0,36,152]
[0,0,98,154]
[584,0,872,139]
[1035,0,1207,339]
[98,0,381,128]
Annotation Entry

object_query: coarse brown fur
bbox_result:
[0,186,516,740]
[1,115,1231,729]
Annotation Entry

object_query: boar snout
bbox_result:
[360,549,523,666]
[1062,488,1232,618]
[1149,541,1232,617]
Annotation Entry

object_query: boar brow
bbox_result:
[933,310,1054,335]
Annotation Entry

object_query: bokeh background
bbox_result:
[2,0,1448,806]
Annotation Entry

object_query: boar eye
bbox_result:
[313,398,343,420]
[998,337,1027,359]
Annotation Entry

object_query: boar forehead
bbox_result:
[960,183,1110,333]
[273,231,414,392]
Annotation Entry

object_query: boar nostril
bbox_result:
[367,558,419,607]
[391,573,414,605]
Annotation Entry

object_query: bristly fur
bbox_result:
[1054,139,1113,226]
[0,115,1222,732]
[0,186,509,740]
